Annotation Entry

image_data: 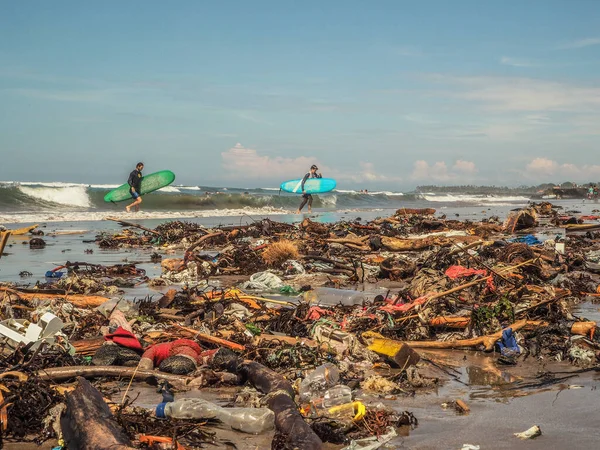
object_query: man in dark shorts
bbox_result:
[296,164,322,214]
[126,162,144,212]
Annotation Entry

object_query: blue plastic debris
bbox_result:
[508,234,542,246]
[497,327,520,357]
[45,271,64,279]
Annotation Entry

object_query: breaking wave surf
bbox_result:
[0,181,533,223]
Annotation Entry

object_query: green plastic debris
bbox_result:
[245,323,262,336]
[279,285,300,296]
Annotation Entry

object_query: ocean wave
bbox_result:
[89,183,120,189]
[158,186,181,193]
[319,194,338,207]
[178,185,202,191]
[0,206,290,224]
[17,185,92,208]
[0,180,533,219]
[369,191,404,196]
[421,194,529,203]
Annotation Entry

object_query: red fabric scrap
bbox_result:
[303,306,334,321]
[379,296,429,314]
[445,265,487,279]
[141,339,203,367]
[104,326,143,352]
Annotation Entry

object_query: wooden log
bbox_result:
[0,231,11,258]
[39,366,193,385]
[61,377,135,450]
[213,355,322,450]
[395,208,436,216]
[381,235,481,252]
[326,235,369,246]
[0,287,109,308]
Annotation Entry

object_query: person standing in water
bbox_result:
[296,164,322,214]
[126,162,144,212]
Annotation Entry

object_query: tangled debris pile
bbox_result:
[2,204,600,448]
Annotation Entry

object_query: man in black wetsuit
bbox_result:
[125,162,144,212]
[296,164,322,214]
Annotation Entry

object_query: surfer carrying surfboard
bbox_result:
[125,162,144,212]
[296,165,322,214]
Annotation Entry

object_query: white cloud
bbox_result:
[500,57,536,67]
[432,75,600,112]
[525,157,600,180]
[557,37,600,49]
[526,157,560,175]
[410,160,477,182]
[221,143,318,179]
[453,160,477,173]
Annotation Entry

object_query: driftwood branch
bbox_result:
[38,365,193,385]
[105,217,162,236]
[0,287,108,308]
[186,231,225,254]
[405,320,544,351]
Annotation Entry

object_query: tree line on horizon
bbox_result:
[414,181,599,194]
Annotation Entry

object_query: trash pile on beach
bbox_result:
[2,202,600,448]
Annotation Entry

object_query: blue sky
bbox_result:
[1,1,600,189]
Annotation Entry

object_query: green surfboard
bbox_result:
[103,170,176,203]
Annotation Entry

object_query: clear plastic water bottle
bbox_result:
[322,385,352,408]
[304,287,383,306]
[156,398,275,434]
[299,363,340,403]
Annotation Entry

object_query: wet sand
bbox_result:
[397,353,600,449]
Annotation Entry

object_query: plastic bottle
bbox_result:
[303,287,384,306]
[299,363,340,403]
[156,398,275,434]
[326,401,366,422]
[322,385,352,408]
